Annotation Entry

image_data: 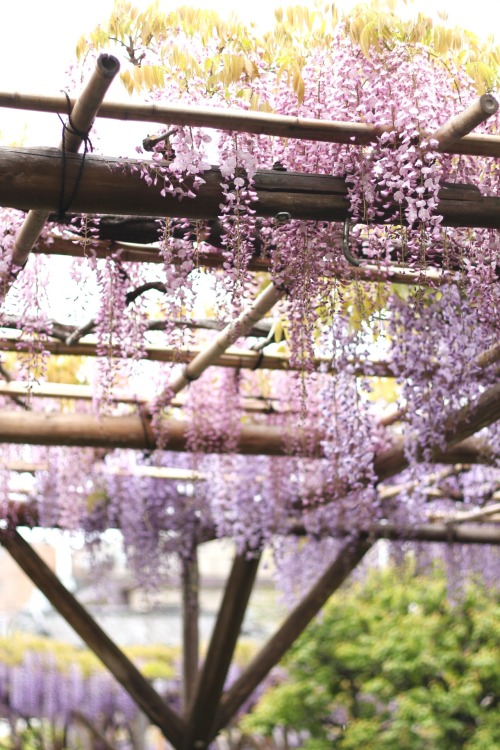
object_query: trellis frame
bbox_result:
[0,67,499,750]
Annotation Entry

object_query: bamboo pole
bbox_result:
[0,380,281,413]
[0,528,184,748]
[0,92,499,156]
[0,340,396,378]
[428,501,500,524]
[165,283,283,398]
[33,235,454,286]
[183,552,261,750]
[3,149,500,229]
[213,538,371,734]
[8,55,120,271]
[2,335,496,379]
[430,94,499,150]
[287,522,500,545]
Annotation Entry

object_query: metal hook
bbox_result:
[275,211,292,226]
[342,218,361,267]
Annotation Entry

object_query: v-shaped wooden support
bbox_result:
[183,550,261,750]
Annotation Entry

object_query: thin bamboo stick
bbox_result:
[8,55,120,271]
[0,459,205,481]
[1,92,499,156]
[0,379,280,413]
[100,465,205,481]
[0,461,48,472]
[428,500,500,523]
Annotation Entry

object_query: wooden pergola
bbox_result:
[0,55,499,750]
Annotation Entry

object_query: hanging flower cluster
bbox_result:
[0,2,499,593]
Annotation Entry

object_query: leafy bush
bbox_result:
[243,567,500,749]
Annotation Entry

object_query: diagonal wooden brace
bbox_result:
[0,528,184,749]
[212,537,371,736]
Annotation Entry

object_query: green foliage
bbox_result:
[242,567,500,749]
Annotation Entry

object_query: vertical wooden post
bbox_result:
[10,54,120,269]
[181,550,200,713]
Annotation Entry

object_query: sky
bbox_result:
[0,0,498,148]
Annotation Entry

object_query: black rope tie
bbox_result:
[252,349,265,371]
[137,401,155,456]
[57,92,94,219]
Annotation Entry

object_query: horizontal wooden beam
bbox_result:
[34,234,455,286]
[0,528,184,748]
[288,521,500,545]
[0,408,491,469]
[6,497,499,545]
[2,148,500,228]
[1,92,499,157]
[0,337,399,376]
[6,337,496,379]
[0,409,289,454]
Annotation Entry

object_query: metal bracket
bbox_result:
[342,218,361,267]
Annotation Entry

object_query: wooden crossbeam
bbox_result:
[374,380,500,482]
[288,522,500,545]
[34,234,454,287]
[0,528,184,748]
[0,409,492,467]
[5,337,497,379]
[2,149,500,229]
[212,538,371,735]
[0,337,399,376]
[4,495,499,543]
[183,551,261,749]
